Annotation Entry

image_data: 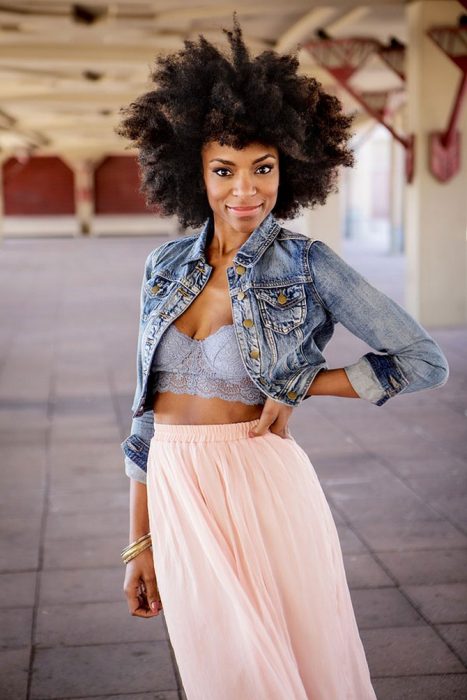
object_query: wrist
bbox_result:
[129,526,150,544]
[122,532,152,564]
[129,479,150,544]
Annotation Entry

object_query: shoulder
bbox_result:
[276,223,315,244]
[305,239,355,276]
[145,234,198,271]
[274,223,337,266]
[276,224,332,257]
[273,226,351,283]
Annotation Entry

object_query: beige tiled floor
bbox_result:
[0,232,465,699]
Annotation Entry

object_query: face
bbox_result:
[201,140,280,235]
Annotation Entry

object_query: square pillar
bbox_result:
[405,0,467,325]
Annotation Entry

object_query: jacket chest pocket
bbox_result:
[142,275,175,320]
[254,284,306,334]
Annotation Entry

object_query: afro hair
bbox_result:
[116,13,355,229]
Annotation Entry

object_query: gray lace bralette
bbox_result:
[150,322,266,405]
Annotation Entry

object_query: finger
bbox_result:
[124,579,156,618]
[135,581,160,618]
[143,575,163,613]
[131,592,160,618]
[248,405,277,437]
[126,587,151,617]
[268,414,290,438]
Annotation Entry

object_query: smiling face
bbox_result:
[201,140,280,236]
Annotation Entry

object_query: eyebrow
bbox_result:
[209,153,277,165]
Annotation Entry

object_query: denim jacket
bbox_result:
[122,211,449,483]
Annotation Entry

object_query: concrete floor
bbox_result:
[0,232,466,700]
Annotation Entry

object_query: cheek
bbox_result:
[264,174,280,198]
[205,177,227,201]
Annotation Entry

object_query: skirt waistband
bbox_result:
[152,417,261,443]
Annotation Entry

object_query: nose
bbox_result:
[232,172,257,197]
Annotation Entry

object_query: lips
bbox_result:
[227,204,262,211]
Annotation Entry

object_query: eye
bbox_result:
[256,164,274,174]
[212,168,232,177]
[211,163,275,177]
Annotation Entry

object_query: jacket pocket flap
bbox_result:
[254,284,305,308]
[144,274,174,298]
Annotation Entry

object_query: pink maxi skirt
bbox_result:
[146,417,377,700]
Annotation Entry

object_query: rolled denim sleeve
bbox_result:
[122,410,154,483]
[307,240,449,406]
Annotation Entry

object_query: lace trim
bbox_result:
[153,370,266,405]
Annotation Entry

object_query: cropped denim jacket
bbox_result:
[122,211,449,483]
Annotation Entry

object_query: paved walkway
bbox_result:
[0,232,466,700]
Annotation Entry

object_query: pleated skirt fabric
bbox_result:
[146,417,377,700]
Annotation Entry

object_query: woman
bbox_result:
[116,16,449,700]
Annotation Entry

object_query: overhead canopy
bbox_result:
[0,0,408,158]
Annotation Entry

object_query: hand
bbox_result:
[248,397,294,439]
[123,547,163,618]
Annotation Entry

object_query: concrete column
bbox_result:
[63,155,96,235]
[405,0,467,325]
[287,184,344,254]
[75,158,95,236]
[0,157,4,246]
[388,111,405,255]
[343,121,383,246]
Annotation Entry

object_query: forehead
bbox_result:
[202,140,278,162]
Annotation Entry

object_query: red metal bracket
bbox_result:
[378,39,406,82]
[427,24,467,182]
[303,38,415,183]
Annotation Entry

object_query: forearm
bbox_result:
[306,368,360,399]
[129,478,150,543]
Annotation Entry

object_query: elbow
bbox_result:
[414,340,450,391]
[429,350,449,389]
[390,338,449,397]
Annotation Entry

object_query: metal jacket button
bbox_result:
[287,390,297,400]
[237,291,245,300]
[151,284,161,293]
[277,292,287,304]
[250,348,260,359]
[243,318,254,328]
[235,264,246,275]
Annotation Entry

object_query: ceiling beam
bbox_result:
[324,6,372,34]
[0,41,184,65]
[275,7,339,54]
[0,91,144,106]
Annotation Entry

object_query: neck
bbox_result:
[208,212,256,258]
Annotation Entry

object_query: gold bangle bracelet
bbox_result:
[122,540,152,564]
[122,538,152,559]
[121,532,151,556]
[122,541,151,560]
[122,532,151,550]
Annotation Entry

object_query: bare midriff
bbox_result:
[152,390,264,425]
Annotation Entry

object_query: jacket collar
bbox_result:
[185,211,282,267]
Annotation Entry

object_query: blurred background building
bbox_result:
[0,0,466,325]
